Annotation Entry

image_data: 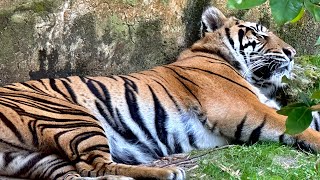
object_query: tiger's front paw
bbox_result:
[163,167,186,180]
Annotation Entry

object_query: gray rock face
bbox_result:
[0,0,319,86]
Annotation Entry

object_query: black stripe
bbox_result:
[179,66,256,96]
[82,144,110,153]
[125,83,163,157]
[0,93,96,117]
[38,122,103,134]
[314,113,320,131]
[52,169,78,180]
[248,118,266,144]
[21,81,48,94]
[53,129,75,157]
[173,134,183,153]
[38,158,65,178]
[14,153,46,176]
[20,82,38,91]
[149,86,171,153]
[49,79,70,100]
[163,66,202,105]
[86,79,114,119]
[238,29,245,51]
[171,53,242,75]
[117,108,159,159]
[112,151,140,165]
[234,115,246,143]
[256,43,266,52]
[28,120,39,147]
[61,79,77,103]
[0,138,29,151]
[164,67,200,87]
[150,79,182,112]
[202,58,242,77]
[0,112,24,143]
[127,74,140,80]
[3,152,15,167]
[70,131,107,157]
[38,79,49,91]
[279,134,285,144]
[187,133,198,148]
[243,40,257,50]
[95,101,114,127]
[84,154,105,164]
[225,28,234,48]
[96,101,158,159]
[293,140,314,153]
[119,76,138,93]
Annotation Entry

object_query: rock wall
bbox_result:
[0,0,319,86]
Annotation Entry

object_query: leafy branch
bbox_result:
[277,91,320,134]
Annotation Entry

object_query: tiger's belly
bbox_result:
[102,112,229,165]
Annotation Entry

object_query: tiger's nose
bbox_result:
[282,47,296,61]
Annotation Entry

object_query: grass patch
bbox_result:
[297,55,320,67]
[188,142,320,179]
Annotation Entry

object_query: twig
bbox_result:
[145,144,238,168]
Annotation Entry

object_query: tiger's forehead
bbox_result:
[238,22,268,36]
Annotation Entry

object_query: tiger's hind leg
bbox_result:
[73,151,185,180]
[0,151,80,180]
[44,123,185,180]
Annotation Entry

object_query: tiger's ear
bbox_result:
[200,6,228,37]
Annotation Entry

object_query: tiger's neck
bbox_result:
[187,33,245,73]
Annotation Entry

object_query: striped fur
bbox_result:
[1,6,320,180]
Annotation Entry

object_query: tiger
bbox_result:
[1,6,320,180]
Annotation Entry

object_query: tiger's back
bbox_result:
[1,6,320,180]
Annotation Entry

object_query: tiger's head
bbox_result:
[191,6,296,98]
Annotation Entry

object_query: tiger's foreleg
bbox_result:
[202,99,320,152]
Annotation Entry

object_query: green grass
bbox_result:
[297,55,320,67]
[188,142,320,179]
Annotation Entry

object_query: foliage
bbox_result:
[277,92,320,135]
[227,0,320,45]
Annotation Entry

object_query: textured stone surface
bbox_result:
[0,0,319,85]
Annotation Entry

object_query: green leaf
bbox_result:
[298,92,315,107]
[304,0,320,21]
[310,0,320,4]
[285,107,313,135]
[290,8,305,23]
[277,102,308,115]
[312,91,320,99]
[316,36,320,46]
[269,0,304,24]
[227,0,267,9]
[281,76,291,83]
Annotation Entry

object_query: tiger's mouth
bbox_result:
[252,61,292,80]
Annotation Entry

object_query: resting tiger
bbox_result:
[0,6,320,180]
